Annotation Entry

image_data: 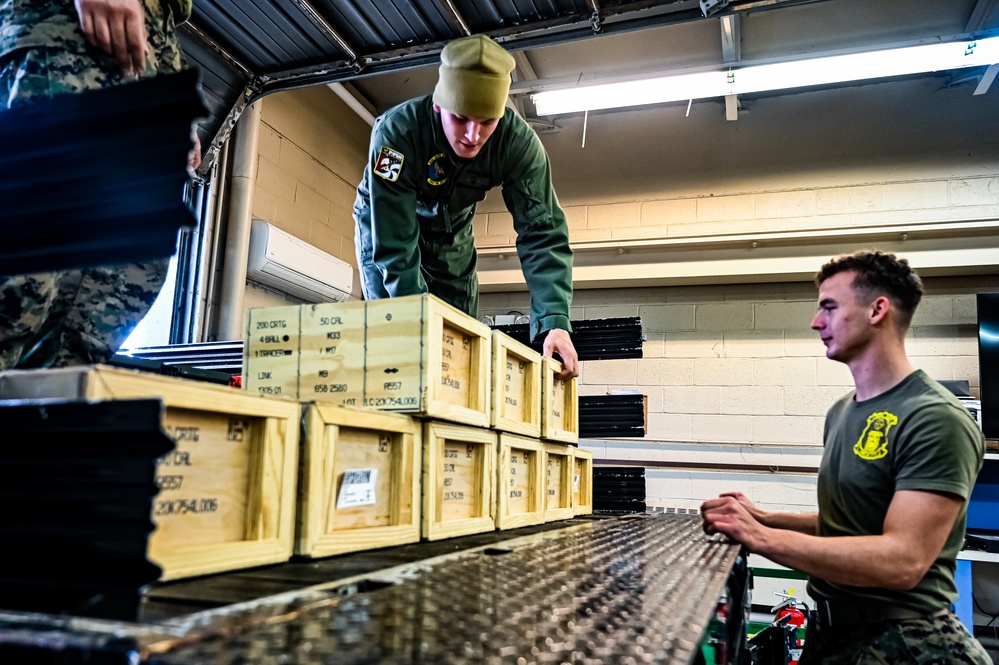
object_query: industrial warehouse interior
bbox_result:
[1,0,999,663]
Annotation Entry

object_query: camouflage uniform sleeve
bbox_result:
[165,0,192,24]
[500,115,573,341]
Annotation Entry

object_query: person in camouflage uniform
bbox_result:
[798,611,989,664]
[0,0,195,369]
[702,251,989,664]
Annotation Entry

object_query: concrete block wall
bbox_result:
[251,87,369,272]
[473,175,999,246]
[475,149,997,512]
[481,275,997,512]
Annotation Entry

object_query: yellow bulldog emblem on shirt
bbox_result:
[854,411,898,460]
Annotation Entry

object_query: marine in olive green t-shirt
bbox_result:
[809,369,985,612]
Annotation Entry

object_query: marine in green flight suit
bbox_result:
[353,34,578,378]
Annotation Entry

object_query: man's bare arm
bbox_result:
[710,491,818,535]
[702,489,961,590]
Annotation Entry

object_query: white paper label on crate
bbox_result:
[337,468,379,508]
[573,474,580,493]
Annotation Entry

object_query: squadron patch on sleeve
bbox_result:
[374,146,404,182]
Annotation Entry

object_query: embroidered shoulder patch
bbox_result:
[374,146,404,182]
[853,411,898,460]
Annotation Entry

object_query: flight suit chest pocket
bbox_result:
[451,171,493,211]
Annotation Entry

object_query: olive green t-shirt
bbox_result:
[808,370,985,612]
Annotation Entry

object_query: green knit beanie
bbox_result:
[433,35,515,120]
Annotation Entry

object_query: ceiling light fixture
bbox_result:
[531,37,999,116]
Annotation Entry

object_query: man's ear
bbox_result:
[432,103,441,113]
[869,295,891,325]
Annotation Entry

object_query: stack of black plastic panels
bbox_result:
[579,394,646,438]
[593,466,647,513]
[112,340,245,384]
[492,317,643,361]
[0,400,173,620]
[0,69,205,274]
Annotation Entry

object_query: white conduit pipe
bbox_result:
[216,100,262,340]
[328,82,376,127]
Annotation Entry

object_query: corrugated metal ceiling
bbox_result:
[179,0,999,172]
[180,0,832,163]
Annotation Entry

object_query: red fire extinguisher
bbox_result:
[772,590,807,665]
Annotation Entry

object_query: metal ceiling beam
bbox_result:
[328,82,377,125]
[287,0,358,63]
[252,0,835,97]
[720,14,740,121]
[508,51,536,117]
[720,14,740,63]
[178,21,252,79]
[966,0,999,32]
[437,0,472,36]
[975,63,999,94]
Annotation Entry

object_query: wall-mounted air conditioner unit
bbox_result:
[247,219,353,303]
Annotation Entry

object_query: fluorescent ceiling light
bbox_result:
[532,37,999,116]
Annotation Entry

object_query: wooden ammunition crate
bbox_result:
[364,294,491,426]
[296,301,368,407]
[490,331,542,437]
[244,294,492,427]
[0,365,299,581]
[298,403,421,558]
[572,447,594,516]
[243,304,302,399]
[541,357,579,443]
[543,443,575,522]
[496,434,545,530]
[422,421,496,540]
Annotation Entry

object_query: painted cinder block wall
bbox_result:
[243,87,369,310]
[483,276,996,514]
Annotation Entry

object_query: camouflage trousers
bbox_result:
[798,611,991,664]
[0,5,184,370]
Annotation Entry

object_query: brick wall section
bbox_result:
[473,176,999,246]
[252,87,369,270]
[481,276,996,510]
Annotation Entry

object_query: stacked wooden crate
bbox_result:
[297,403,422,557]
[0,295,588,586]
[0,365,301,581]
[245,293,586,549]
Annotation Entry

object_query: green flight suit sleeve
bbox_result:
[362,118,427,297]
[501,121,573,341]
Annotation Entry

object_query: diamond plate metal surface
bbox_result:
[142,514,738,665]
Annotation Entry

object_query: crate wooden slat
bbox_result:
[422,421,496,541]
[543,443,575,522]
[243,294,492,427]
[0,365,299,581]
[297,403,421,557]
[490,331,542,437]
[572,447,594,516]
[365,294,491,426]
[243,305,301,399]
[541,357,579,443]
[496,434,545,530]
[297,301,367,407]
